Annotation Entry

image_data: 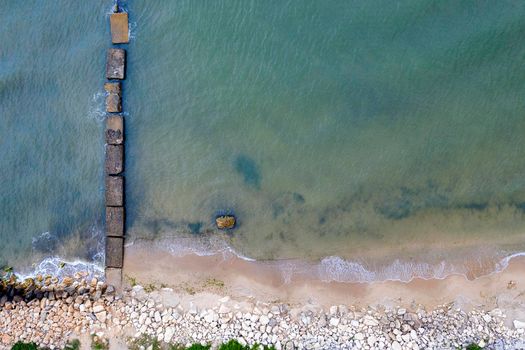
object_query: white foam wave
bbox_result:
[88,91,106,123]
[16,257,104,281]
[128,19,137,41]
[150,237,524,284]
[315,256,463,283]
[152,236,255,262]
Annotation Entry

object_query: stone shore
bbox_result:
[1,277,525,350]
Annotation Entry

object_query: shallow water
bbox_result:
[2,1,525,280]
[125,0,525,270]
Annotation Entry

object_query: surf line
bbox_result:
[104,1,129,290]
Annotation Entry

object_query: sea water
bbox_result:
[2,1,525,280]
[0,1,111,272]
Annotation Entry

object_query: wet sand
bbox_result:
[123,241,525,327]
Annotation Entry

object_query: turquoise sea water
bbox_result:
[0,1,111,271]
[2,1,525,279]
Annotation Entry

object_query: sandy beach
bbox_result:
[123,241,525,323]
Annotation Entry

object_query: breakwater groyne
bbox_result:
[104,5,129,289]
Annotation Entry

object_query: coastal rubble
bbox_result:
[1,277,524,350]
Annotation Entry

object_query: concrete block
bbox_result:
[105,144,123,175]
[106,115,124,145]
[106,176,124,207]
[104,82,121,113]
[110,13,129,44]
[106,237,124,268]
[105,267,123,292]
[106,206,124,237]
[106,48,126,80]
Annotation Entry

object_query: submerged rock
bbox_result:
[216,215,235,229]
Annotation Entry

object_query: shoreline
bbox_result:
[123,241,525,318]
[1,264,525,349]
[123,232,525,282]
[1,243,524,349]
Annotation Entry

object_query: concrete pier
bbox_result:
[106,176,124,207]
[105,144,124,175]
[106,237,124,268]
[110,13,129,44]
[106,207,124,237]
[106,48,126,80]
[104,82,122,113]
[106,115,124,145]
[105,4,129,290]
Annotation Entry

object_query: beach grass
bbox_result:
[129,337,276,350]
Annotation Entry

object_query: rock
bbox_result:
[397,308,406,315]
[329,306,338,316]
[1,334,12,345]
[220,314,232,324]
[106,176,124,207]
[329,318,340,327]
[204,311,216,323]
[189,303,198,315]
[96,311,107,323]
[106,115,124,145]
[354,333,364,341]
[110,12,129,44]
[482,314,492,323]
[391,341,402,350]
[93,305,105,313]
[514,320,525,329]
[216,215,235,229]
[363,316,379,326]
[105,144,124,175]
[61,277,74,286]
[105,285,116,295]
[164,327,175,343]
[219,304,230,314]
[104,82,122,113]
[259,315,270,325]
[106,48,126,80]
[367,335,377,346]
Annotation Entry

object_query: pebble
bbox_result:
[259,315,270,325]
[0,277,523,350]
[513,320,525,329]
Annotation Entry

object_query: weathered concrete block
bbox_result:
[106,176,124,207]
[105,144,123,175]
[105,267,123,292]
[104,82,122,113]
[106,206,124,237]
[106,115,124,145]
[110,13,129,44]
[104,82,121,94]
[106,48,126,80]
[106,237,124,268]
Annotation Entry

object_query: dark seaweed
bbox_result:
[233,155,261,189]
